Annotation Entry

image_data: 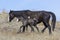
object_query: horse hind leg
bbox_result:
[48,24,51,34]
[41,22,47,33]
[42,21,51,34]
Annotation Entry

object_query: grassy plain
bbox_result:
[0,13,60,40]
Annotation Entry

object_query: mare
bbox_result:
[9,10,56,34]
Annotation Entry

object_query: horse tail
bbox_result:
[49,12,56,31]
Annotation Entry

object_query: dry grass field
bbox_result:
[0,13,60,40]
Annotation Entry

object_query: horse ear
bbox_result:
[10,10,12,11]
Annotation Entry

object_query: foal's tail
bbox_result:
[49,12,56,31]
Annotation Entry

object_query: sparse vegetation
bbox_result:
[0,12,60,40]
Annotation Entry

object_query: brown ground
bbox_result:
[0,13,60,40]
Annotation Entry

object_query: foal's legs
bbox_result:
[29,24,35,32]
[23,25,29,32]
[20,24,35,32]
[17,25,25,33]
[34,25,39,32]
[25,25,28,31]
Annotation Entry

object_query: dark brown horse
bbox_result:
[9,10,56,34]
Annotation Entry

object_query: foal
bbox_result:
[17,17,39,33]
